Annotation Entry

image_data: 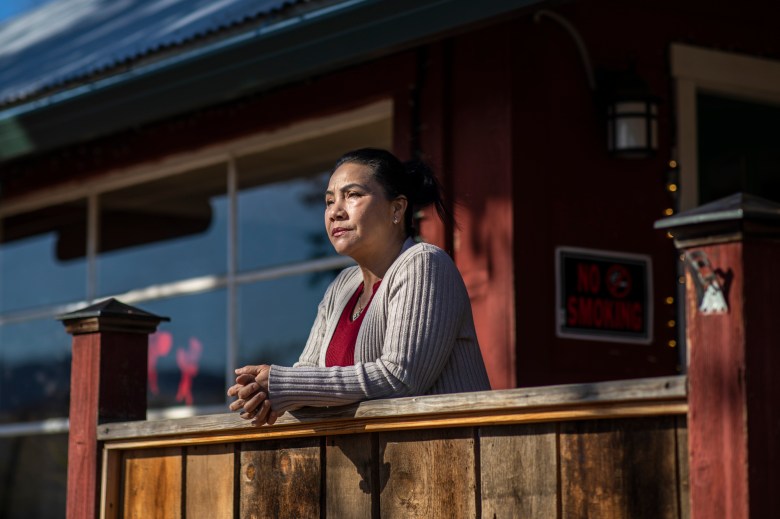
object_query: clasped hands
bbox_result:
[227,364,279,426]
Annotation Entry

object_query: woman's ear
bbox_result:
[393,196,408,220]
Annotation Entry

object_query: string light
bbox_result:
[665,296,674,305]
[668,160,677,168]
[664,208,674,216]
[667,183,678,192]
[668,340,677,348]
[667,320,676,328]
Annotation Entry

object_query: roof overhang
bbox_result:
[0,0,544,162]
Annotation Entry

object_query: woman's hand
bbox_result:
[227,364,279,425]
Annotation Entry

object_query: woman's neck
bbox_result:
[357,237,406,288]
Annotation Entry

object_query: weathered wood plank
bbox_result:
[560,417,680,519]
[101,399,688,452]
[122,447,182,519]
[480,423,558,518]
[379,428,476,518]
[239,438,320,519]
[186,444,234,519]
[99,376,687,441]
[325,433,374,519]
[676,416,690,519]
[100,448,122,519]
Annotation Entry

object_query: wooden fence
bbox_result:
[97,376,688,519]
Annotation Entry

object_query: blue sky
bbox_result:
[0,0,56,22]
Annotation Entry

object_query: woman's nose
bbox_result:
[327,200,345,220]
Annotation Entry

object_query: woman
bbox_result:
[227,148,490,425]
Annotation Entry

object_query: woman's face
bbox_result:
[325,162,404,262]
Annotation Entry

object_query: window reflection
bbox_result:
[0,434,67,518]
[139,291,227,409]
[0,318,70,424]
[0,201,87,313]
[238,272,339,368]
[97,164,227,296]
[239,172,334,272]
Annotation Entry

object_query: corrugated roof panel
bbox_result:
[0,0,304,106]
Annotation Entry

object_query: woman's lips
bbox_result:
[331,227,350,237]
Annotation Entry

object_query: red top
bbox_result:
[325,280,381,367]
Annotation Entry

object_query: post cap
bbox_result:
[58,298,170,335]
[654,192,780,248]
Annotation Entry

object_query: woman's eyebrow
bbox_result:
[325,183,368,196]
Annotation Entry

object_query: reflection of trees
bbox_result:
[300,173,342,287]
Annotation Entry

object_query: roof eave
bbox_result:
[0,0,544,162]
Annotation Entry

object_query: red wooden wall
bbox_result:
[4,0,779,390]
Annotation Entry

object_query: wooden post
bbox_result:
[59,298,168,519]
[656,193,780,519]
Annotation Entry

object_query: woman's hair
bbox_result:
[332,148,449,237]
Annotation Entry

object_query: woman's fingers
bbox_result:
[234,373,255,385]
[241,390,266,415]
[238,382,263,400]
[248,400,272,425]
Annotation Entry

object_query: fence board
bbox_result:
[560,417,680,519]
[186,444,235,519]
[325,433,374,519]
[480,423,558,518]
[379,428,476,518]
[676,416,690,519]
[100,449,122,519]
[239,437,321,519]
[123,447,182,519]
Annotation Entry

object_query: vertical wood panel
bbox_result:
[560,417,680,519]
[100,448,122,519]
[186,444,234,519]
[480,423,558,518]
[123,448,182,519]
[676,416,690,519]
[240,438,320,519]
[379,428,476,518]
[325,433,373,519]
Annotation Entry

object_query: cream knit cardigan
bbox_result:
[269,239,491,413]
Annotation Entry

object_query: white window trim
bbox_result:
[671,43,780,210]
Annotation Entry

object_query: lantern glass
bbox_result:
[607,99,658,157]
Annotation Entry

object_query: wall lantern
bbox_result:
[605,70,659,158]
[534,10,659,158]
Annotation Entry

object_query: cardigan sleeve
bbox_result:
[268,246,466,413]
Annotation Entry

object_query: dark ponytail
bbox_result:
[333,148,450,237]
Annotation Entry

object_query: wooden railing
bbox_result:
[96,376,688,519]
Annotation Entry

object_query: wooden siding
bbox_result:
[100,377,689,518]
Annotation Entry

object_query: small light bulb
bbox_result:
[665,296,674,305]
[666,232,674,239]
[668,340,677,348]
[678,276,685,284]
[667,320,676,328]
[667,183,678,192]
[669,160,678,168]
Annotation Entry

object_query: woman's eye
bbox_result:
[325,199,333,206]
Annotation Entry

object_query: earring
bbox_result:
[393,216,398,224]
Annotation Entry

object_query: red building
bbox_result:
[0,0,778,516]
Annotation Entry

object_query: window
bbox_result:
[0,100,392,517]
